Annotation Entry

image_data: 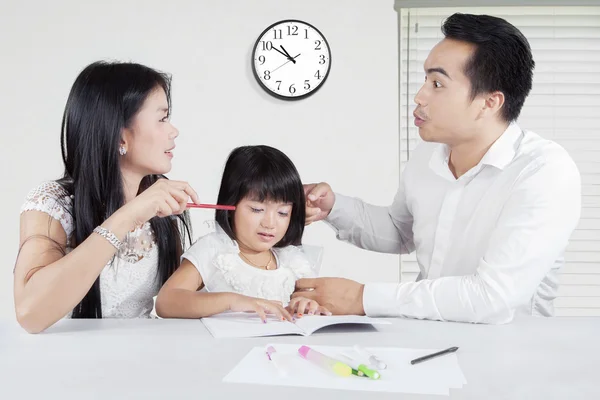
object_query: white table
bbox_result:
[1,316,599,399]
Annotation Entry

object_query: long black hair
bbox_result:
[57,61,192,318]
[215,145,305,247]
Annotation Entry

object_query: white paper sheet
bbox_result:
[223,344,467,395]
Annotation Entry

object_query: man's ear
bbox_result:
[478,91,505,120]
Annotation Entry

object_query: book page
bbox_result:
[201,313,303,338]
[294,315,392,336]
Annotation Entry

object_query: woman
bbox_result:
[14,61,200,333]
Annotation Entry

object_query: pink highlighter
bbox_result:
[298,346,352,377]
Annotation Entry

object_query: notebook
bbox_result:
[201,312,392,338]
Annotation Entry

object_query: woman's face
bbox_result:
[233,197,293,253]
[121,87,179,176]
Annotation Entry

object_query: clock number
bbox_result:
[304,29,309,39]
[304,80,311,90]
[289,84,296,94]
[314,70,322,80]
[258,55,266,65]
[264,71,271,80]
[315,40,322,50]
[319,55,326,65]
[276,80,282,90]
[287,25,298,36]
[273,29,282,40]
[260,41,273,51]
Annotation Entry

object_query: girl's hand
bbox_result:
[228,294,294,323]
[286,296,332,318]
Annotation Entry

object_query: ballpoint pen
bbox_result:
[410,347,459,365]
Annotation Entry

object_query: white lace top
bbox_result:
[182,231,317,305]
[19,181,159,318]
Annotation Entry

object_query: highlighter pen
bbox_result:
[339,353,381,380]
[354,345,387,370]
[298,346,352,377]
[266,346,287,377]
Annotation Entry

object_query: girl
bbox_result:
[14,61,201,333]
[156,145,330,322]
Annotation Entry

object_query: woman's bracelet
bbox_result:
[93,226,123,250]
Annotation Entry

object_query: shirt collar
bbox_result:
[479,122,523,170]
[429,123,523,180]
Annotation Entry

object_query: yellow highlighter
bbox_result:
[298,346,352,377]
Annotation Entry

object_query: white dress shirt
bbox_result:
[326,123,581,324]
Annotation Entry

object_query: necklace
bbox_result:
[239,250,276,270]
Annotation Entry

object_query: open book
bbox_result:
[201,312,392,338]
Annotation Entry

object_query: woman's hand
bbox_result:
[120,179,200,228]
[228,294,294,323]
[286,296,332,317]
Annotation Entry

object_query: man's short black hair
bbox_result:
[442,13,535,122]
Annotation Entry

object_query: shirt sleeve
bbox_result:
[20,181,74,239]
[324,177,415,254]
[363,152,581,324]
[181,233,229,285]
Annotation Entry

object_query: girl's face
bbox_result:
[233,197,293,253]
[121,87,179,177]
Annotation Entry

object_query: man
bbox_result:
[295,13,581,324]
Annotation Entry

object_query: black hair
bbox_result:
[442,13,535,122]
[215,145,305,247]
[53,60,191,318]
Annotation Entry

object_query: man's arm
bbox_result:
[325,178,415,255]
[363,155,581,324]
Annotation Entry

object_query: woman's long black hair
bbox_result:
[57,61,192,318]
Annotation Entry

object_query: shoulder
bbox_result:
[182,231,237,265]
[515,131,580,182]
[20,181,74,238]
[274,245,318,278]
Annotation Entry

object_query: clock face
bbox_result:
[252,20,331,100]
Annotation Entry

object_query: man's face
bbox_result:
[413,38,486,146]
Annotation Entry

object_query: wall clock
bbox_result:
[252,19,331,100]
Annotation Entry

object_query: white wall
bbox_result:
[0,1,399,319]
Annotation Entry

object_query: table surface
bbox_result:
[1,315,599,399]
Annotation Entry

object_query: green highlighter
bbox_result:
[340,353,381,380]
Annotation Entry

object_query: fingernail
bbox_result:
[327,312,332,316]
[308,311,314,315]
[298,313,303,317]
[281,317,285,321]
[292,317,296,321]
[263,319,267,324]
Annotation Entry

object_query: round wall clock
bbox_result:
[252,19,332,100]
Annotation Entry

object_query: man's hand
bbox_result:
[292,278,365,315]
[303,182,336,225]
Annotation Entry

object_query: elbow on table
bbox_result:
[15,304,51,334]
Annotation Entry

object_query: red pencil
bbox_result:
[186,203,236,211]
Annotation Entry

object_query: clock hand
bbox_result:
[271,46,292,60]
[280,45,296,63]
[271,54,301,73]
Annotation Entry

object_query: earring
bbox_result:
[119,145,127,156]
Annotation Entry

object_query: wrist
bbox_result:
[102,209,136,241]
[225,292,241,311]
[356,284,366,315]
